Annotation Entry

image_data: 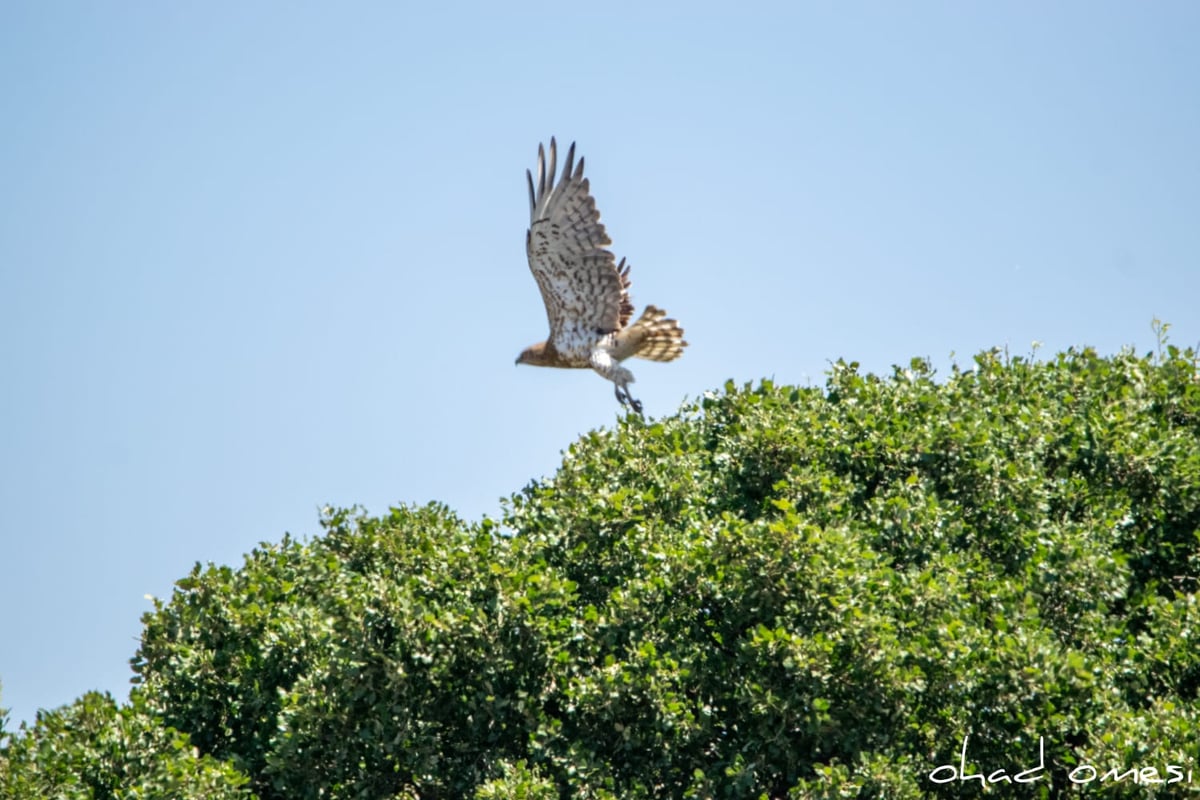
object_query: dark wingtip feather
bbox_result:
[536,142,547,201]
[564,142,577,182]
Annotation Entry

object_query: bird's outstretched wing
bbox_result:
[526,138,632,346]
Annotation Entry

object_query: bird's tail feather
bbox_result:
[615,306,687,362]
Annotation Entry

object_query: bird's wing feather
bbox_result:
[525,139,631,347]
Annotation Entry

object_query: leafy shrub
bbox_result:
[4,340,1198,798]
[0,692,251,799]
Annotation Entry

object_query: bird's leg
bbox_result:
[593,351,643,415]
[614,383,643,415]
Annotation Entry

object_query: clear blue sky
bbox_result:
[2,2,1197,728]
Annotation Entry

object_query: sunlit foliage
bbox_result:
[4,339,1198,798]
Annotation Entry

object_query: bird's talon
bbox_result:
[613,385,642,415]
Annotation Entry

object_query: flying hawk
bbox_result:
[515,138,687,414]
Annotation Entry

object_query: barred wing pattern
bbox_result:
[526,138,633,359]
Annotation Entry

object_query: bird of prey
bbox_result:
[515,138,687,414]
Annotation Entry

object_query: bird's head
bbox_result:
[515,341,551,367]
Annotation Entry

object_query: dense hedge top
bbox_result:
[3,344,1199,799]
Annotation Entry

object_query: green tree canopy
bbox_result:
[4,341,1198,798]
[0,692,251,799]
